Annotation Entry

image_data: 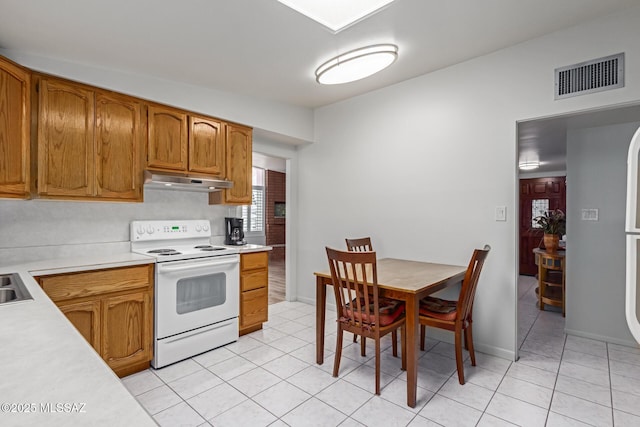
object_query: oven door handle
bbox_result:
[157,257,239,272]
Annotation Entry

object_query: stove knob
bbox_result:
[195,224,202,232]
[203,223,209,232]
[146,225,154,234]
[136,226,145,235]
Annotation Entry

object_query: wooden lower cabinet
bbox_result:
[36,264,153,377]
[239,251,269,335]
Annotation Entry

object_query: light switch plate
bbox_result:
[581,208,599,221]
[495,206,507,221]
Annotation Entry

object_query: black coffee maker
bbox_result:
[225,217,245,245]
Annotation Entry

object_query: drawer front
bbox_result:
[39,265,152,302]
[240,287,268,328]
[241,251,268,271]
[241,270,268,292]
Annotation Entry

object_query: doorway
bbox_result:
[519,177,566,276]
[253,152,287,304]
[515,103,640,358]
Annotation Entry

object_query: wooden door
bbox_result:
[59,299,101,353]
[95,91,142,201]
[216,123,252,204]
[188,115,224,176]
[519,177,566,275]
[146,105,187,172]
[101,291,152,372]
[0,57,30,199]
[38,77,95,197]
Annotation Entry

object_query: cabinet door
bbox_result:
[59,299,101,353]
[147,105,187,172]
[0,57,30,199]
[220,123,252,204]
[38,78,95,197]
[240,287,268,329]
[95,91,142,201]
[101,291,152,372]
[188,115,224,176]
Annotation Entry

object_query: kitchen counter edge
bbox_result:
[0,253,157,427]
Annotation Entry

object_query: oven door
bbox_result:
[156,254,239,339]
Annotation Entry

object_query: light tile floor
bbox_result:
[123,277,640,426]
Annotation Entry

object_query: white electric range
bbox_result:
[131,219,240,368]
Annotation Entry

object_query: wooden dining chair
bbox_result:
[346,237,376,346]
[345,237,400,356]
[418,245,490,385]
[326,247,406,394]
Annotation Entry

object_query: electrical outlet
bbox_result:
[495,206,507,221]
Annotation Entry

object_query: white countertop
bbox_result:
[0,244,272,426]
[230,243,273,253]
[0,253,157,426]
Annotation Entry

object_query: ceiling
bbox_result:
[1,0,638,166]
[0,0,637,109]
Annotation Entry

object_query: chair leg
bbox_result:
[454,324,465,385]
[353,333,358,343]
[375,337,381,395]
[400,325,406,371]
[391,330,398,357]
[465,322,476,367]
[333,326,344,377]
[420,324,426,351]
[361,336,366,357]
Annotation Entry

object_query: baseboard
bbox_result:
[564,328,639,348]
[294,296,516,361]
[425,328,515,361]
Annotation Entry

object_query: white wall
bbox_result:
[566,122,640,345]
[0,189,234,265]
[297,6,640,359]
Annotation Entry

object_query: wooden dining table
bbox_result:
[314,258,467,408]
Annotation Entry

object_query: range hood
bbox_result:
[144,171,233,193]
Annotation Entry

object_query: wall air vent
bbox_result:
[555,53,624,100]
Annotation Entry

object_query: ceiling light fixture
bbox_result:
[277,0,395,33]
[519,160,540,170]
[315,44,398,85]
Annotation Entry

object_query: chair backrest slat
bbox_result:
[457,244,491,323]
[345,237,373,252]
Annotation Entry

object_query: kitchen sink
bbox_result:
[0,273,33,305]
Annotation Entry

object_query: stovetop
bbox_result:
[130,220,240,262]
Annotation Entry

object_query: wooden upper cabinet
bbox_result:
[189,115,224,176]
[38,78,95,197]
[147,105,188,172]
[0,57,30,199]
[95,91,142,200]
[36,76,143,201]
[211,123,252,205]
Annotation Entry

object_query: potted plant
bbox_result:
[533,209,566,253]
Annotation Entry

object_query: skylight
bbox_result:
[277,0,395,33]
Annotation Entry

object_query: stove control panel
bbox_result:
[131,220,211,241]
